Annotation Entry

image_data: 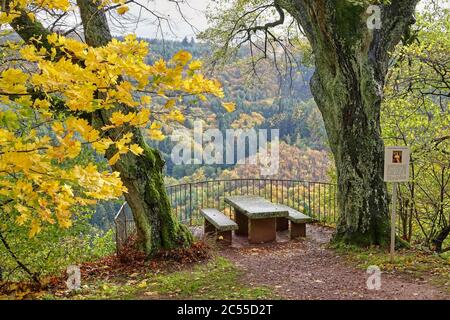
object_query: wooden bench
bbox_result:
[275,204,312,239]
[200,208,238,245]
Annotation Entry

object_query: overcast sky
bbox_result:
[120,0,210,40]
[119,0,449,40]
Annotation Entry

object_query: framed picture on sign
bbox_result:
[384,146,410,182]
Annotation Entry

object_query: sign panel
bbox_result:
[384,146,410,182]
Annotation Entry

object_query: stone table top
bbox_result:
[224,195,289,219]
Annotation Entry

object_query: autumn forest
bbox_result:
[0,0,449,304]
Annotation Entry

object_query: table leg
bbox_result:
[290,222,306,238]
[217,230,232,246]
[276,217,289,231]
[249,218,276,243]
[234,209,248,236]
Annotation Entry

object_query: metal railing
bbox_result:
[115,178,338,250]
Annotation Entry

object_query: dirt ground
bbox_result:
[218,224,449,300]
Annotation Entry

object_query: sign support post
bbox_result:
[390,182,397,262]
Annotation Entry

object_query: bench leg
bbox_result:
[204,219,216,235]
[234,210,249,236]
[249,218,276,243]
[217,230,232,246]
[290,223,306,239]
[276,217,289,231]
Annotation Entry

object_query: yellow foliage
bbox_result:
[222,102,236,113]
[129,144,144,155]
[189,60,202,71]
[117,5,129,15]
[148,123,166,141]
[231,112,265,129]
[172,50,193,65]
[0,1,234,237]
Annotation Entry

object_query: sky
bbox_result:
[122,0,210,40]
[118,0,449,41]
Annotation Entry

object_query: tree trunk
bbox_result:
[432,226,450,253]
[8,0,193,256]
[277,0,418,245]
[310,60,390,245]
[76,0,192,255]
[108,129,193,255]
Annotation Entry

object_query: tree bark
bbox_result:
[277,0,418,245]
[432,226,450,253]
[8,0,193,256]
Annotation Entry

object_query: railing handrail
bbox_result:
[114,201,128,221]
[166,178,336,188]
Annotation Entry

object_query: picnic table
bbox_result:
[224,195,289,243]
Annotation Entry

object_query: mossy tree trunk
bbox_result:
[277,0,419,245]
[107,128,193,256]
[76,0,192,256]
[9,0,193,256]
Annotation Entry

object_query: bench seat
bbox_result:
[200,209,238,231]
[278,205,312,223]
[275,204,312,238]
[200,208,238,245]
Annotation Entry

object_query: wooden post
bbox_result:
[390,182,398,262]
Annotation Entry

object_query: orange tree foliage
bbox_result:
[222,142,332,182]
[0,1,234,237]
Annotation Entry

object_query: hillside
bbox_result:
[141,38,328,178]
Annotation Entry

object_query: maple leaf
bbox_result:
[222,102,236,113]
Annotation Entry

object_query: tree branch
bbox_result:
[0,231,40,284]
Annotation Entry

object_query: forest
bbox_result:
[0,0,449,302]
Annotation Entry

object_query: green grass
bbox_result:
[41,257,277,300]
[151,256,276,299]
[330,243,450,292]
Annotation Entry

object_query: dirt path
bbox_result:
[219,225,449,300]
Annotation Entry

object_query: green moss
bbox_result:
[332,215,391,247]
[335,0,366,46]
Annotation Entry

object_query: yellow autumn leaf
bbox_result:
[92,138,114,154]
[52,122,65,135]
[222,102,236,113]
[29,219,41,238]
[164,99,176,109]
[168,109,185,123]
[129,144,144,155]
[188,60,202,71]
[140,95,152,105]
[172,50,192,65]
[117,5,129,15]
[108,152,121,165]
[130,109,150,126]
[149,130,165,141]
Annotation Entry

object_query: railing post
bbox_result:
[124,211,127,242]
[308,182,311,218]
[270,179,273,202]
[189,183,192,225]
[318,183,321,222]
[115,220,119,255]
